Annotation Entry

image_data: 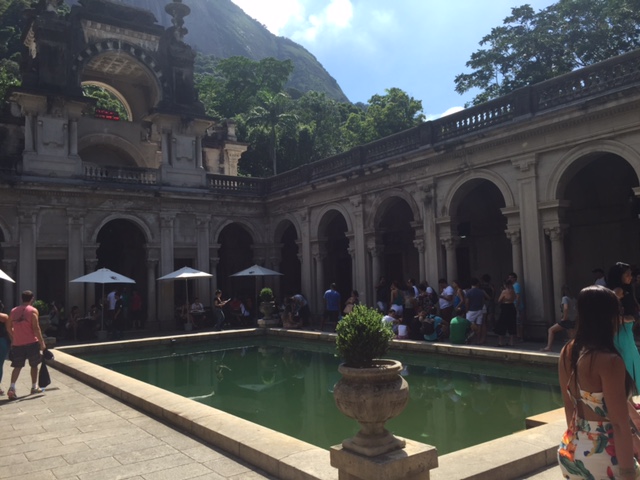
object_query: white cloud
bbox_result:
[231,0,304,35]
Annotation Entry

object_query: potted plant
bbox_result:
[259,287,275,318]
[333,305,409,457]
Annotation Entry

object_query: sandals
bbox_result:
[7,388,17,400]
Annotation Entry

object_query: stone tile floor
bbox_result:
[0,358,276,480]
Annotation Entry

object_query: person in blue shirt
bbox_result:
[321,283,341,331]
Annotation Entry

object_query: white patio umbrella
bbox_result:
[230,264,283,307]
[70,268,136,333]
[0,268,15,283]
[157,266,213,310]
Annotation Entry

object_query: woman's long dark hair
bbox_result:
[566,285,634,396]
[607,262,630,291]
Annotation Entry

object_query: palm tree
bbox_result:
[245,91,297,175]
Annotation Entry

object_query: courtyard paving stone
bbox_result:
[0,358,277,480]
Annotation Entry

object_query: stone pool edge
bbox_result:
[54,328,564,480]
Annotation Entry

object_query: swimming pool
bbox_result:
[76,335,561,455]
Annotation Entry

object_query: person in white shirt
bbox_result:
[593,268,607,287]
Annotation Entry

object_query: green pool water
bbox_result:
[78,337,562,454]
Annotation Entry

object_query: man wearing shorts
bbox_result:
[6,290,46,400]
[465,278,489,345]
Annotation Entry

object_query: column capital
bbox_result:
[511,155,537,173]
[67,208,85,224]
[440,237,459,250]
[85,258,98,272]
[146,247,160,263]
[544,225,567,242]
[367,244,383,257]
[160,214,175,228]
[18,207,37,223]
[196,214,211,228]
[210,257,220,268]
[2,259,17,272]
[505,229,522,245]
[413,238,425,252]
[349,195,363,210]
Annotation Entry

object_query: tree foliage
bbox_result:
[455,0,640,105]
[196,54,424,176]
[340,88,424,146]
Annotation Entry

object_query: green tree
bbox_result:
[82,84,129,120]
[293,91,344,162]
[341,88,424,147]
[455,0,640,105]
[195,55,294,119]
[243,91,297,175]
[0,58,20,102]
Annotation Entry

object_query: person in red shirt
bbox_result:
[6,290,46,400]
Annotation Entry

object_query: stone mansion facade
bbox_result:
[2,0,640,338]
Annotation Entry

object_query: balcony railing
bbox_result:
[84,164,158,184]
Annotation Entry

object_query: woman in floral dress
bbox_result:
[557,285,640,479]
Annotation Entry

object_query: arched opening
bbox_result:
[561,153,640,288]
[79,143,138,168]
[318,211,351,301]
[95,219,147,321]
[82,81,132,121]
[375,197,417,286]
[77,45,161,120]
[218,223,256,305]
[278,222,301,297]
[450,180,509,286]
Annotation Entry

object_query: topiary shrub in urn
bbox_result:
[259,287,275,318]
[334,305,409,457]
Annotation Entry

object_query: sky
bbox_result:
[231,0,557,120]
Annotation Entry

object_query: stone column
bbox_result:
[161,131,170,165]
[299,210,313,310]
[413,238,425,282]
[440,237,458,283]
[420,183,439,285]
[24,114,34,152]
[350,196,368,304]
[367,239,383,307]
[67,209,85,312]
[158,214,175,328]
[69,119,78,156]
[146,251,159,330]
[513,155,549,337]
[545,225,567,318]
[347,241,356,290]
[196,136,203,169]
[210,243,220,294]
[312,243,326,312]
[2,259,16,309]
[84,257,98,311]
[505,229,523,281]
[17,208,37,296]
[196,215,211,303]
[209,256,220,295]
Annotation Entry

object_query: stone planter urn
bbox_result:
[259,301,275,318]
[38,314,51,334]
[333,359,409,457]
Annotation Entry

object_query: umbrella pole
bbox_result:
[101,284,105,332]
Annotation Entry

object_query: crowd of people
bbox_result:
[321,273,525,346]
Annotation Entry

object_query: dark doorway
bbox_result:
[452,180,508,286]
[279,223,301,297]
[95,218,147,305]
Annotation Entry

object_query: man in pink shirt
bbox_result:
[6,290,46,400]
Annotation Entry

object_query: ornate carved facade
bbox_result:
[2,0,640,338]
